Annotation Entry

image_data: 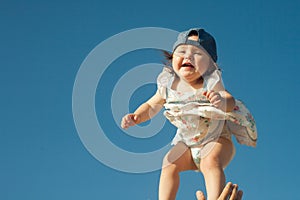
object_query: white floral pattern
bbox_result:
[157,68,257,147]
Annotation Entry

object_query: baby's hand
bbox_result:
[121,114,140,129]
[203,91,226,111]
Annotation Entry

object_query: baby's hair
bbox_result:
[161,50,173,65]
[187,30,199,37]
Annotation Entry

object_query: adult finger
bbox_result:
[218,182,233,200]
[196,190,206,200]
[237,190,243,200]
[229,184,238,200]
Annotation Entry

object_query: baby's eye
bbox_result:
[174,50,186,56]
[194,52,202,55]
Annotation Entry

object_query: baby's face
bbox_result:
[172,36,212,83]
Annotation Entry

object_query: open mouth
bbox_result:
[181,62,195,68]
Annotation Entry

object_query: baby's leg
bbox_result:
[200,137,235,200]
[159,142,198,200]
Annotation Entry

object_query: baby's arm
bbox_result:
[121,91,165,129]
[220,90,236,112]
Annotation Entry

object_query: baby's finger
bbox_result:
[204,90,213,97]
[121,118,129,129]
[126,114,139,126]
[212,99,221,107]
[210,94,221,103]
[207,91,218,101]
[124,116,131,124]
[125,116,134,125]
[121,114,134,129]
[121,121,128,129]
[203,91,211,102]
[203,90,213,97]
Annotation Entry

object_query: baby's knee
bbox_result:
[200,156,222,172]
[161,154,184,174]
[161,162,181,176]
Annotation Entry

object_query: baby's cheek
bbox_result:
[195,65,208,75]
[172,56,183,64]
[172,59,181,69]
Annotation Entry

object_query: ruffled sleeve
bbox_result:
[156,67,174,99]
[203,69,225,91]
[226,100,258,147]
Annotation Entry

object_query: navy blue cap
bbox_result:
[172,28,218,62]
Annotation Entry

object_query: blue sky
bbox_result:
[1,0,300,199]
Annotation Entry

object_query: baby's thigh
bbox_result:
[200,138,235,170]
[162,142,198,172]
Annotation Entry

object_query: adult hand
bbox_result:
[196,182,243,200]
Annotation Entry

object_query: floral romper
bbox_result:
[157,67,257,167]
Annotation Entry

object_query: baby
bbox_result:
[121,28,257,200]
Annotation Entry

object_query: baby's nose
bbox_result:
[184,51,194,60]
